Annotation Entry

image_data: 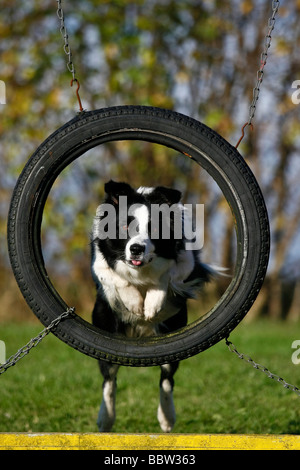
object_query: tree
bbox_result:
[1,0,299,321]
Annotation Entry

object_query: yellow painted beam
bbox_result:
[0,433,300,450]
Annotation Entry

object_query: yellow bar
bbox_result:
[0,433,300,450]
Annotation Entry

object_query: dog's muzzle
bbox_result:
[129,243,145,266]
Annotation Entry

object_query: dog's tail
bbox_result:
[170,263,230,299]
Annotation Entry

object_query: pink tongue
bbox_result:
[131,260,142,266]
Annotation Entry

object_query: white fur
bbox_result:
[125,204,155,264]
[92,245,179,326]
[137,186,155,195]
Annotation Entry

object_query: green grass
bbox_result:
[1,319,300,434]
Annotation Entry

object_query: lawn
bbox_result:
[0,319,300,434]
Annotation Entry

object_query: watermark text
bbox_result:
[0,80,6,105]
[0,340,6,364]
[95,197,204,250]
[291,340,300,365]
[291,80,300,105]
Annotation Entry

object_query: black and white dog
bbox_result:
[91,180,211,432]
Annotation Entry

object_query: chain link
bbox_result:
[56,0,76,80]
[0,308,75,376]
[235,0,280,148]
[56,0,84,112]
[225,337,300,397]
[247,0,280,125]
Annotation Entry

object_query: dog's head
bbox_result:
[94,180,184,270]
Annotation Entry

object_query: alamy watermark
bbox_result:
[291,340,300,365]
[289,74,300,364]
[96,197,204,250]
[0,340,6,364]
[291,80,300,105]
[0,80,6,105]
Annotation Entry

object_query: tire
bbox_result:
[7,106,270,366]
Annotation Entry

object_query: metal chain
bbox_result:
[225,337,300,397]
[56,0,76,80]
[0,308,75,376]
[248,0,280,125]
[236,0,280,148]
[56,0,84,111]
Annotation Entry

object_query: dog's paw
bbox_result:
[124,299,144,317]
[119,285,144,317]
[157,404,176,433]
[144,289,167,321]
[129,302,144,317]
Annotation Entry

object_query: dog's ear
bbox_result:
[104,180,135,205]
[153,186,182,205]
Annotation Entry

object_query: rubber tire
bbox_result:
[7,106,270,366]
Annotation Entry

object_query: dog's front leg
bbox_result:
[143,288,167,321]
[118,285,144,317]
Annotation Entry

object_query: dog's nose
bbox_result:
[130,244,145,256]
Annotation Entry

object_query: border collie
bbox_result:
[91,180,211,432]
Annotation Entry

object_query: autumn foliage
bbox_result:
[1,0,300,322]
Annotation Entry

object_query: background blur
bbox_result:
[1,0,300,324]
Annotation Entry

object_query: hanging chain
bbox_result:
[0,308,75,376]
[248,0,280,125]
[236,0,280,148]
[56,0,75,80]
[225,337,300,397]
[56,0,84,112]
